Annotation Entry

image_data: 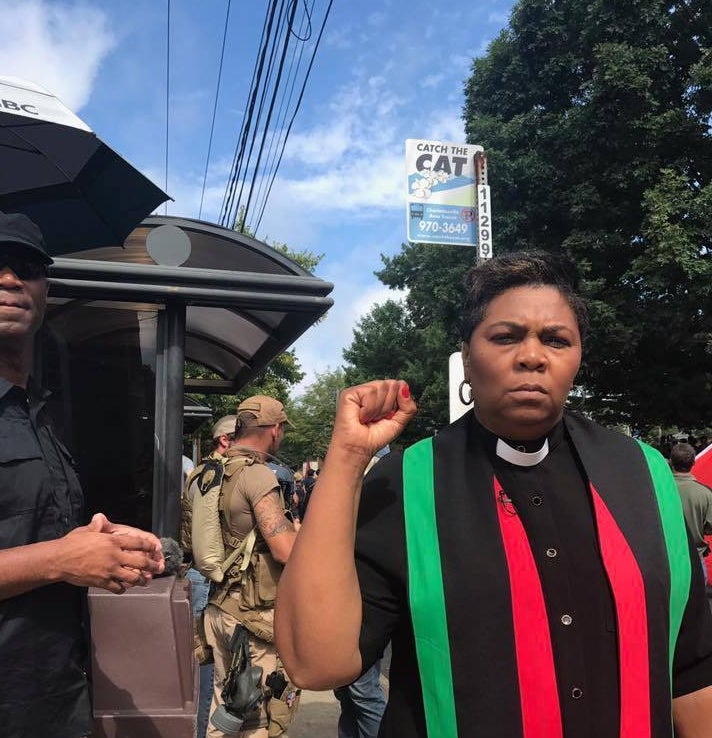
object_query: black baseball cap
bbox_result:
[0,212,53,264]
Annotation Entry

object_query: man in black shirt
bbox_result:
[0,212,165,738]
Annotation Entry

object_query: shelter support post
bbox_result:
[152,300,186,538]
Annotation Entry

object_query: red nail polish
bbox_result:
[401,384,410,399]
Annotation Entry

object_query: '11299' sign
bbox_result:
[477,185,492,260]
[405,139,483,247]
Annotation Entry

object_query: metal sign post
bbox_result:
[474,151,492,260]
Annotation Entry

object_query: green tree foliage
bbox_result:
[279,368,346,464]
[377,245,479,436]
[270,240,323,274]
[185,350,305,441]
[342,277,472,440]
[343,300,415,385]
[462,0,712,429]
[347,0,712,435]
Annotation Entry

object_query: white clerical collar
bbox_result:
[496,438,549,467]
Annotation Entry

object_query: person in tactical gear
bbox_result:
[212,415,238,457]
[197,395,300,737]
[183,414,238,738]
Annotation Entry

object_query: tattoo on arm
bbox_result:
[254,490,294,539]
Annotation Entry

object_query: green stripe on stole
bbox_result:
[403,438,458,738]
[636,440,691,680]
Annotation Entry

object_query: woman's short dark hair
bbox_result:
[460,250,589,342]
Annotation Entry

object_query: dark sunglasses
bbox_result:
[0,254,48,280]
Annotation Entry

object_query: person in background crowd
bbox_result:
[670,443,712,585]
[183,453,195,487]
[267,459,296,516]
[334,659,387,738]
[183,414,237,738]
[276,250,712,738]
[211,415,238,458]
[201,395,300,737]
[291,471,305,527]
[0,211,164,738]
[300,467,317,520]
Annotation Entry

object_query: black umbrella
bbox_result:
[0,76,170,255]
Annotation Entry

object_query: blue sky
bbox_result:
[0,0,514,392]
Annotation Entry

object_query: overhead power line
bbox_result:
[220,0,281,228]
[164,0,171,215]
[240,0,300,228]
[249,0,314,230]
[199,0,232,220]
[230,0,290,229]
[252,0,332,234]
[218,0,334,233]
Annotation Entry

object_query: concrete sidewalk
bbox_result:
[289,666,390,737]
[285,647,390,737]
[290,689,341,737]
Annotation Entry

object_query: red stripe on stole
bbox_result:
[590,484,650,738]
[494,479,562,738]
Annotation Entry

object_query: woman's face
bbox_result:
[462,285,582,441]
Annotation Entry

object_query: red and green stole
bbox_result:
[402,412,690,738]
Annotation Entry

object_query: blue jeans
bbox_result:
[334,660,386,738]
[186,568,213,738]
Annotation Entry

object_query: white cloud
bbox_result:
[488,10,510,24]
[208,107,469,232]
[118,3,475,226]
[280,80,402,171]
[279,152,404,211]
[282,120,353,167]
[421,74,445,89]
[351,284,407,324]
[263,74,471,218]
[423,110,466,142]
[326,26,354,50]
[291,279,408,395]
[0,0,115,112]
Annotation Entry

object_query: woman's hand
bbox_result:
[331,379,417,463]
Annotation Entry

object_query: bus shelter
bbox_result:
[39,215,333,539]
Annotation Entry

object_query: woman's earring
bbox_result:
[458,380,474,406]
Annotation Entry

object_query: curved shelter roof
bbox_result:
[47,215,333,391]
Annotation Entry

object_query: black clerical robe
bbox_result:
[356,410,712,738]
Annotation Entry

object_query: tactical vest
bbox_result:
[188,450,284,640]
[180,450,226,564]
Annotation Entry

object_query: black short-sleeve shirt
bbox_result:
[0,377,90,738]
